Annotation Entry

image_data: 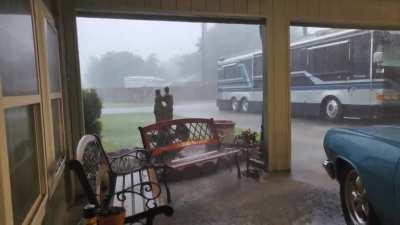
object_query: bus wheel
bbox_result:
[231,98,239,112]
[240,98,250,113]
[324,98,343,121]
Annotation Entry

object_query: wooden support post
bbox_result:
[58,0,85,205]
[265,0,291,172]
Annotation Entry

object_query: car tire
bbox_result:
[240,98,250,113]
[323,97,343,121]
[231,97,239,112]
[340,167,379,225]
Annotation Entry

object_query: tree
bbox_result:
[174,51,201,78]
[171,23,263,84]
[85,51,165,88]
[144,53,167,78]
[83,89,102,135]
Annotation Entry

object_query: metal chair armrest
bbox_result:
[108,149,152,174]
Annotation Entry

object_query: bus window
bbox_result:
[218,69,224,80]
[224,65,241,79]
[351,33,370,79]
[373,31,400,83]
[241,59,253,77]
[310,43,350,75]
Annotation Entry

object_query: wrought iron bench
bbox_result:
[69,135,173,225]
[139,118,241,202]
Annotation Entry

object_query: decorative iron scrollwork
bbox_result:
[115,180,162,209]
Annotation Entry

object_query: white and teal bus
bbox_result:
[217,29,400,120]
[216,51,264,113]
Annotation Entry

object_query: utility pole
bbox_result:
[201,23,207,86]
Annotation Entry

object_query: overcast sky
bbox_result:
[76,18,331,76]
[76,17,203,74]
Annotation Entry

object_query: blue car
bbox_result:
[323,125,400,225]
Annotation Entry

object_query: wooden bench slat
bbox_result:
[126,174,135,216]
[170,150,219,164]
[133,171,145,214]
[168,150,240,169]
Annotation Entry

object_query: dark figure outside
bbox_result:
[153,87,174,122]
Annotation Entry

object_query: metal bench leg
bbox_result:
[235,153,241,179]
[162,167,172,203]
[146,215,155,225]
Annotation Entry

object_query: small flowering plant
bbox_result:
[234,129,258,146]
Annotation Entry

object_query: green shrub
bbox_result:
[83,89,103,135]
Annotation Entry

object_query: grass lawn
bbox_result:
[100,112,154,151]
[102,102,151,109]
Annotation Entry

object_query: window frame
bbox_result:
[0,0,66,224]
[34,0,66,196]
[253,54,263,77]
[0,0,48,224]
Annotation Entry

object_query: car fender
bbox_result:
[334,155,361,180]
[326,128,400,224]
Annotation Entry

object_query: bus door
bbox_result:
[348,33,373,117]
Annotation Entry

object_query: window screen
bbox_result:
[241,59,252,77]
[6,106,40,225]
[254,55,263,76]
[292,48,308,71]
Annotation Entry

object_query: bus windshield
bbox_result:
[376,32,400,67]
[383,42,400,67]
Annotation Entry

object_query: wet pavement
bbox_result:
[156,169,345,225]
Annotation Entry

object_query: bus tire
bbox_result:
[240,98,250,113]
[217,101,228,111]
[231,97,239,112]
[322,97,343,121]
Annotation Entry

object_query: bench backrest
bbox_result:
[139,118,220,156]
[70,135,114,207]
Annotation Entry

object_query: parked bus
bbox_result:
[216,51,264,113]
[217,29,400,120]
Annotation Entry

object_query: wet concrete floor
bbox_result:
[156,169,345,225]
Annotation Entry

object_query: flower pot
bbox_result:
[214,120,235,144]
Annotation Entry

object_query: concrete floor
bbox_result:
[156,169,345,225]
[104,101,387,224]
